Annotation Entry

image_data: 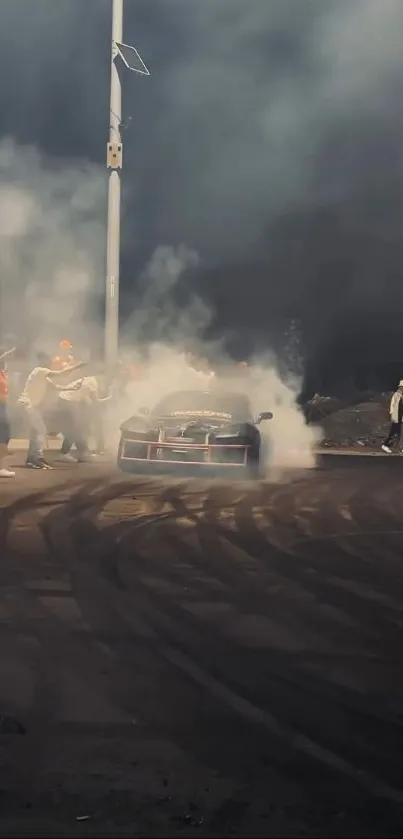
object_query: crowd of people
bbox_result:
[0,340,120,476]
[0,344,251,477]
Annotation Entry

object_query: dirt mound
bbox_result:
[316,396,390,448]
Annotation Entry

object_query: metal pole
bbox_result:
[105,0,123,380]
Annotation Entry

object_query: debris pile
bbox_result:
[307,394,390,449]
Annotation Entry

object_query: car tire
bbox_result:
[246,445,261,479]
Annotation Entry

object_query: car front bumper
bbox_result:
[118,436,254,474]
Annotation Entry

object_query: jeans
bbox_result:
[59,404,89,457]
[383,421,401,448]
[25,406,47,461]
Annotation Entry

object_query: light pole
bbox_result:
[105,0,150,380]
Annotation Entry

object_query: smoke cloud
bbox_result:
[0,138,105,352]
[122,244,211,347]
[0,137,317,473]
[125,0,403,263]
[108,245,319,471]
[106,344,319,474]
[1,0,401,395]
[2,1,403,262]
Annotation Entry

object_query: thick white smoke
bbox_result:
[0,138,105,352]
[0,137,318,471]
[1,1,403,272]
[246,359,322,471]
[0,0,402,392]
[122,243,212,346]
[106,344,319,473]
[107,245,320,472]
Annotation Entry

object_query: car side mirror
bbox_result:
[138,406,150,415]
[256,411,273,424]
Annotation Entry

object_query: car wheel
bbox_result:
[246,445,261,479]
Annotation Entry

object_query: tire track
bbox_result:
[107,488,403,799]
[0,478,175,803]
[37,478,403,816]
[2,468,403,834]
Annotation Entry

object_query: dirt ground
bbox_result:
[1,453,403,836]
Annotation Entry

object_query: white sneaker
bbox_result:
[0,468,15,477]
[381,445,392,453]
[61,453,77,463]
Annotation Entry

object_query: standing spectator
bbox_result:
[57,376,110,462]
[382,380,403,453]
[18,353,84,469]
[0,346,16,477]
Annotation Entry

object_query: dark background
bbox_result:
[1,0,403,396]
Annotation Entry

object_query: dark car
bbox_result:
[117,389,273,478]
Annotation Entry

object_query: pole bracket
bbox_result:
[107,142,123,169]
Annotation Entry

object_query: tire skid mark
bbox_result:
[70,490,403,801]
[0,483,74,547]
[40,489,348,779]
[109,521,403,801]
[209,493,395,651]
[317,572,403,619]
[2,472,403,815]
[292,532,403,637]
[0,479,171,800]
[147,512,348,655]
[41,503,295,784]
[257,478,347,547]
[43,490,248,689]
[257,534,403,655]
[346,470,400,515]
[113,483,403,663]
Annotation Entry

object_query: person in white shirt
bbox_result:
[18,353,84,469]
[57,376,111,461]
[382,380,403,453]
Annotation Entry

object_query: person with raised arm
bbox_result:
[18,353,85,469]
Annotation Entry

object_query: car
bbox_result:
[117,389,273,478]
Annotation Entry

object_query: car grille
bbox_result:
[122,439,248,465]
[162,425,207,444]
[121,423,250,465]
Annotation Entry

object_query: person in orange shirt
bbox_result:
[51,340,76,372]
[0,346,16,477]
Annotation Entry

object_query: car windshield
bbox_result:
[153,391,251,421]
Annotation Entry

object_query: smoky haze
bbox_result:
[0,138,105,351]
[0,144,318,470]
[0,1,403,390]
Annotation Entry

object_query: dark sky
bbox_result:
[1,0,403,390]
